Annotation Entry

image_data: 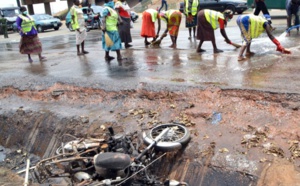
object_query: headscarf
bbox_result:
[104,1,115,9]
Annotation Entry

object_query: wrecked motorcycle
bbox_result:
[33,123,191,185]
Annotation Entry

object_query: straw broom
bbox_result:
[104,32,113,47]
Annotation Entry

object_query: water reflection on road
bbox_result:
[0,27,300,93]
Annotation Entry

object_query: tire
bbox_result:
[37,25,43,33]
[67,23,74,31]
[225,5,236,14]
[143,123,191,151]
[54,27,59,31]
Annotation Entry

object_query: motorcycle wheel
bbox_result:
[143,123,191,151]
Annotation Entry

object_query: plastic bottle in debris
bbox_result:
[211,112,222,125]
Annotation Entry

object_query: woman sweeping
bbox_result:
[102,0,123,61]
[196,9,240,53]
[236,14,291,61]
[158,9,182,48]
[140,9,161,45]
[16,6,46,62]
[115,0,133,48]
[71,0,89,56]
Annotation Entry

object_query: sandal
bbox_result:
[105,56,115,61]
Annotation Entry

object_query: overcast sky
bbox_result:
[0,0,68,14]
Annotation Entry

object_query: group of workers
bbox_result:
[14,0,296,63]
[139,0,292,61]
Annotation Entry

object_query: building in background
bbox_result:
[0,0,68,15]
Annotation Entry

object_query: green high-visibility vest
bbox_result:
[104,6,118,31]
[249,15,266,38]
[145,9,158,23]
[70,6,79,30]
[19,14,36,33]
[204,9,224,30]
[185,0,199,16]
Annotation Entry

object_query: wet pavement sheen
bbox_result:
[0,25,300,93]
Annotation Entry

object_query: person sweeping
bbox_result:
[154,9,182,48]
[140,9,161,46]
[196,9,240,53]
[236,14,291,61]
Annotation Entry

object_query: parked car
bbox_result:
[31,14,62,32]
[0,7,20,31]
[199,0,248,14]
[65,5,103,31]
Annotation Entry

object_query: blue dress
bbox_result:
[102,2,122,51]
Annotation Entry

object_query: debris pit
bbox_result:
[1,85,300,185]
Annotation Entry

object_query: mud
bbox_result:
[1,84,300,185]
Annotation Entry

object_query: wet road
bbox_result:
[0,20,300,93]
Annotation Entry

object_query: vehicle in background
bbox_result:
[0,7,20,31]
[198,0,248,14]
[130,11,139,22]
[32,14,62,32]
[179,0,248,14]
[65,5,103,31]
[247,0,286,9]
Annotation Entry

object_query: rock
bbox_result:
[80,116,89,123]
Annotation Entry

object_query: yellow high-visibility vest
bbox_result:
[19,14,36,33]
[104,6,118,31]
[185,0,199,16]
[145,9,158,23]
[204,9,224,30]
[70,6,79,30]
[249,15,266,38]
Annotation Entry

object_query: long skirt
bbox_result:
[140,12,156,38]
[118,16,132,44]
[19,34,42,54]
[236,15,251,44]
[76,28,87,45]
[102,30,122,51]
[196,10,214,41]
[168,11,182,36]
[185,14,197,28]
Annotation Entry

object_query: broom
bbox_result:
[104,32,113,47]
[151,33,168,47]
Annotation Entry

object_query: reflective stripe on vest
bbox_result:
[185,0,199,16]
[249,15,266,38]
[204,9,224,30]
[19,14,35,33]
[105,6,118,31]
[146,9,158,22]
